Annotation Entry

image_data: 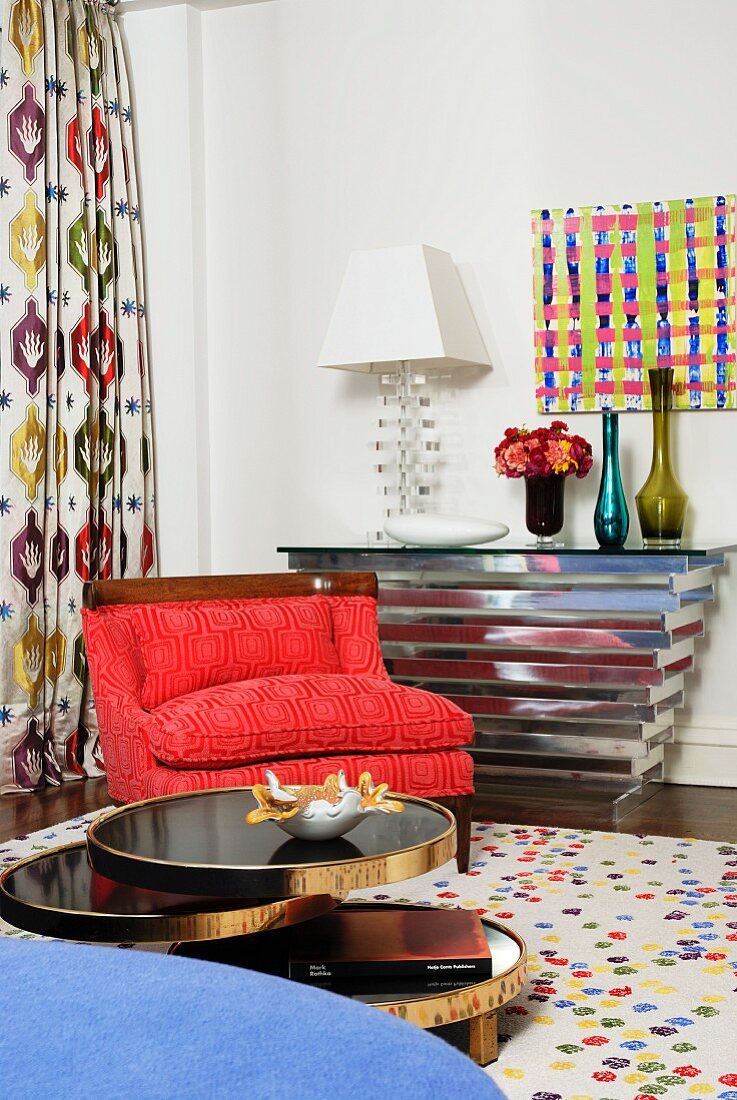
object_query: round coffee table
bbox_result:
[172,901,528,1067]
[0,842,342,943]
[1,787,527,1066]
[86,788,456,897]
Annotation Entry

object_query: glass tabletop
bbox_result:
[86,789,456,898]
[278,538,737,556]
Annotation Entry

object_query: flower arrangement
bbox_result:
[494,421,593,480]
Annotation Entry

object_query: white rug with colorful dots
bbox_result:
[351,821,737,1100]
[3,814,737,1100]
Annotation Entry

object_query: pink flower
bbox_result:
[544,439,571,472]
[505,441,528,472]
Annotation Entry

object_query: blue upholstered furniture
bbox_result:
[0,939,507,1100]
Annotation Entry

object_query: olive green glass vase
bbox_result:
[635,367,688,547]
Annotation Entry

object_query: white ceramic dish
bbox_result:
[245,770,405,841]
[383,513,509,548]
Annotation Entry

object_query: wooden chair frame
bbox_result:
[83,571,472,872]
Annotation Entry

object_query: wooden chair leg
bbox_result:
[433,793,473,874]
[453,793,472,874]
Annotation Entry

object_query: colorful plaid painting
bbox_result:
[532,196,737,412]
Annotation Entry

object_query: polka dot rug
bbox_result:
[3,812,737,1100]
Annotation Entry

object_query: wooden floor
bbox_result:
[2,777,737,844]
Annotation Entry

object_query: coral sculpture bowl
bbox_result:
[245,770,405,841]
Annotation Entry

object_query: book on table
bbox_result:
[288,907,492,984]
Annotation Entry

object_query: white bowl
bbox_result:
[383,513,509,548]
[245,770,405,841]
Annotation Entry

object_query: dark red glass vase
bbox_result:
[525,475,565,545]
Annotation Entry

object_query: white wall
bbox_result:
[123,0,737,782]
[120,3,210,576]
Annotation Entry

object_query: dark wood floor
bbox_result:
[2,777,737,844]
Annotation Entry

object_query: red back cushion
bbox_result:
[327,595,386,676]
[135,596,341,710]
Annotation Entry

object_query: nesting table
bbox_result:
[0,787,527,1066]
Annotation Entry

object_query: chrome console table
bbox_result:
[279,540,732,819]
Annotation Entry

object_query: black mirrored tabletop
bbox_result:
[0,842,342,942]
[172,900,528,1059]
[86,789,456,898]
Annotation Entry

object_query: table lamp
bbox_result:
[318,245,490,535]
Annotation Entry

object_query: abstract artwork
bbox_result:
[532,196,737,412]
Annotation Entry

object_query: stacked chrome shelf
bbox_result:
[280,542,731,818]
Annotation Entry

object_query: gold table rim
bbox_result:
[86,786,456,873]
[341,900,528,1024]
[0,840,345,942]
[169,900,528,1028]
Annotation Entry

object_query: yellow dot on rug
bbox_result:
[623,1029,647,1039]
[576,1020,597,1030]
[704,963,729,975]
[542,935,561,943]
[533,1015,554,1025]
[625,868,641,875]
[655,985,676,994]
[599,999,620,1008]
[569,1094,594,1100]
[549,1061,575,1071]
[625,1072,648,1085]
[502,1068,525,1080]
[640,980,659,988]
[641,943,662,951]
[695,1086,715,1094]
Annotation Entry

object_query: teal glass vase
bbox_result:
[594,412,629,547]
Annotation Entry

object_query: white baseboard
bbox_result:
[665,717,737,787]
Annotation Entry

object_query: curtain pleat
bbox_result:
[0,0,156,791]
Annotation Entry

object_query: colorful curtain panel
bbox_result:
[532,196,737,413]
[0,0,155,791]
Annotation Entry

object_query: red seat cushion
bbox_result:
[141,749,475,799]
[134,597,341,710]
[149,674,474,769]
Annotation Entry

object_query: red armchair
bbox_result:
[82,572,475,870]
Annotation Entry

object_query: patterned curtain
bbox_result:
[0,0,156,792]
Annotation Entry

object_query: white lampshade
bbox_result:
[318,244,490,373]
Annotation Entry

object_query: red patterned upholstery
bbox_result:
[328,596,387,676]
[132,597,341,709]
[140,750,474,799]
[82,609,159,798]
[82,593,475,804]
[149,674,471,768]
